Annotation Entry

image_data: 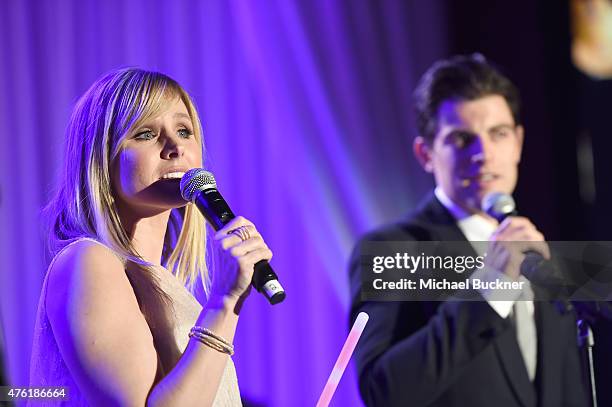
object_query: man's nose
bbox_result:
[470,135,494,164]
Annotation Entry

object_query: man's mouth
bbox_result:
[473,173,498,182]
[461,173,499,186]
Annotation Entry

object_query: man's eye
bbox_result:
[178,128,193,138]
[492,128,511,139]
[134,130,155,140]
[450,131,473,148]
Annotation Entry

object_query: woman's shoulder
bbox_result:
[49,238,124,278]
[46,239,131,313]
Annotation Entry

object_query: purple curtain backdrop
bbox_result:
[0,1,448,405]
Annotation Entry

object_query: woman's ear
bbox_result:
[413,136,434,173]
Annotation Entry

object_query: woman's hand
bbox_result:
[210,216,273,305]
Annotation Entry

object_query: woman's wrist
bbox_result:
[206,292,248,315]
[195,295,241,339]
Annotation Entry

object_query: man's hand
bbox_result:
[486,216,550,280]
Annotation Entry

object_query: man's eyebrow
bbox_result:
[442,127,475,137]
[488,123,515,132]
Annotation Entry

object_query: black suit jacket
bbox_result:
[349,193,588,407]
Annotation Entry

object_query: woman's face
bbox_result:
[112,97,203,217]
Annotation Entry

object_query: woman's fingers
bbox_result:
[214,216,255,240]
[219,225,259,249]
[237,248,274,268]
[229,236,267,258]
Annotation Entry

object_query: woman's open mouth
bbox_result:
[159,171,186,180]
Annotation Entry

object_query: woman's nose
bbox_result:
[161,134,185,159]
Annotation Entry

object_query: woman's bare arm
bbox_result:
[47,241,241,406]
[47,240,159,406]
[47,216,270,406]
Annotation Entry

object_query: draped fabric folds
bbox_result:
[0,1,447,405]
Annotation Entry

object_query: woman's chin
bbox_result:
[148,181,189,207]
[156,196,190,210]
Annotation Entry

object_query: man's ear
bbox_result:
[413,136,434,173]
[515,125,524,163]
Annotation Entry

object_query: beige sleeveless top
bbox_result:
[29,238,241,406]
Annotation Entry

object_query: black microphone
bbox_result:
[481,192,571,301]
[481,192,550,282]
[180,169,286,305]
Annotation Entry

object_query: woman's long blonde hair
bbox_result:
[45,68,210,307]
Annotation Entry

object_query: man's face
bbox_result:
[415,94,524,214]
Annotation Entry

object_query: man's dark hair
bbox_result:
[413,54,521,143]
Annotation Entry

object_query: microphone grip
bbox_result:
[193,189,286,304]
[253,260,286,304]
[195,189,235,230]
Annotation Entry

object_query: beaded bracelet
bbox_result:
[189,326,235,356]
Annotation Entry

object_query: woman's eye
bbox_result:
[134,130,155,140]
[178,128,193,138]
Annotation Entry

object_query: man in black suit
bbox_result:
[349,55,588,407]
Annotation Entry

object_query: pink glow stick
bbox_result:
[316,312,369,407]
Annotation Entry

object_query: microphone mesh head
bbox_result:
[481,192,516,220]
[180,168,217,202]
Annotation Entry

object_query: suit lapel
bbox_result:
[534,300,568,407]
[493,327,538,407]
[490,283,569,407]
[411,193,474,243]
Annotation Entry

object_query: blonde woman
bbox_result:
[29,68,271,406]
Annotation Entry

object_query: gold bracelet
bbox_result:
[189,327,235,355]
[189,331,234,355]
[191,326,232,345]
